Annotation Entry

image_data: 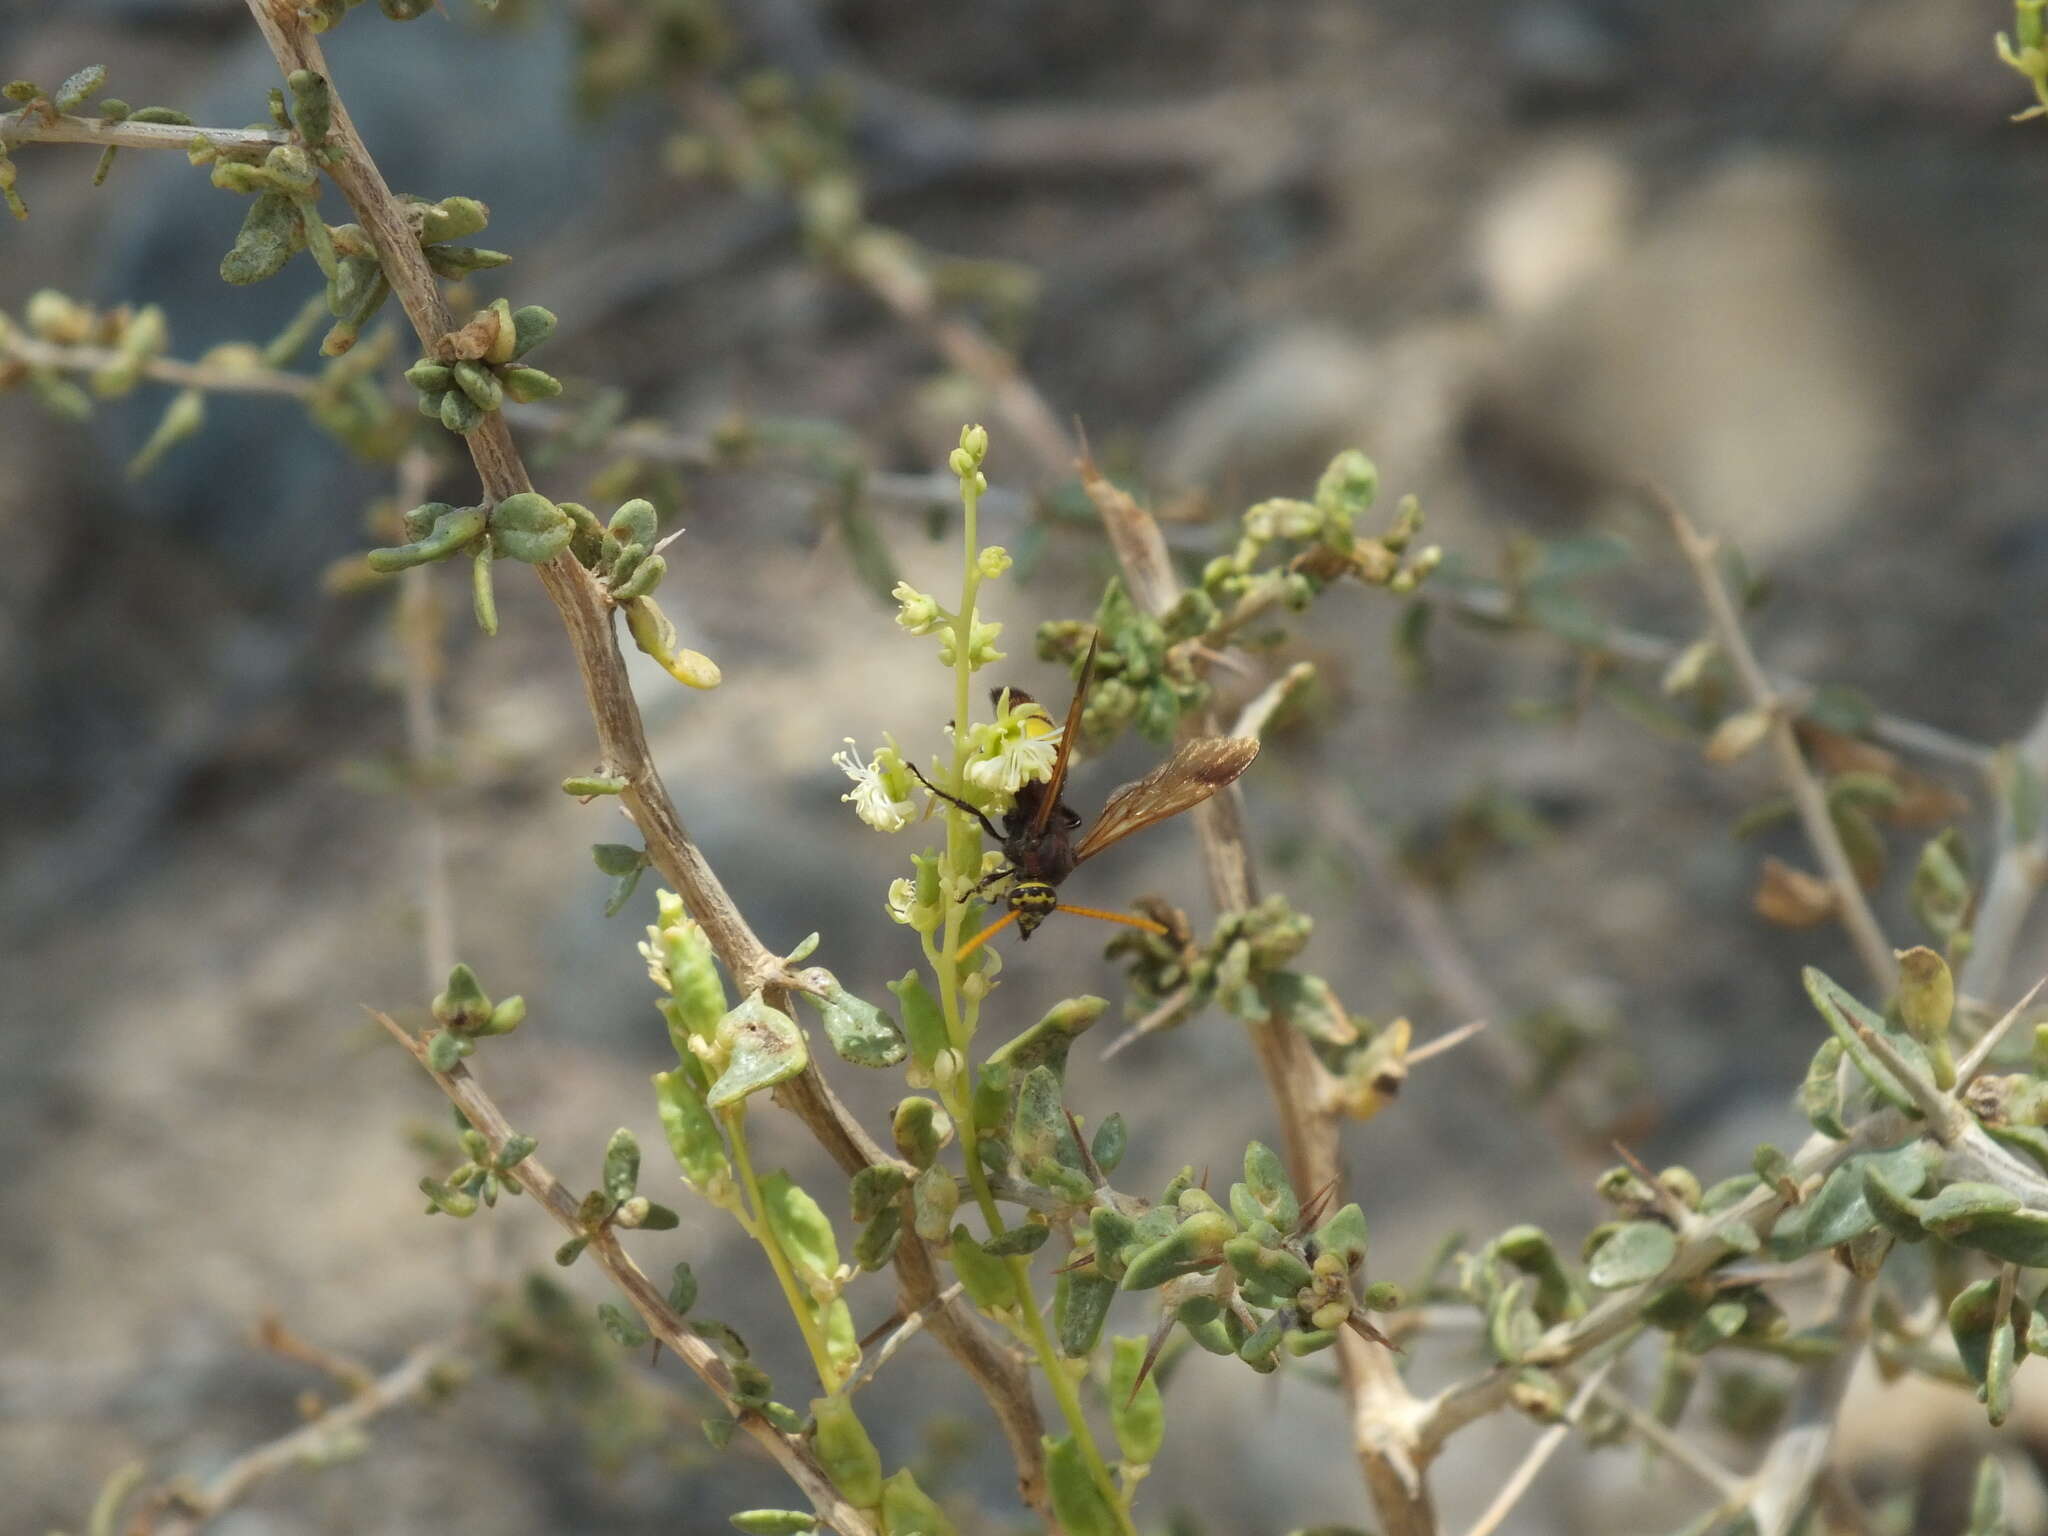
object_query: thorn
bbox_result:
[1295,1175,1342,1235]
[1128,1312,1174,1408]
[857,1309,907,1352]
[1344,1309,1400,1353]
[1066,1108,1104,1184]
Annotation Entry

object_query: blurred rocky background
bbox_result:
[8,1,2048,1531]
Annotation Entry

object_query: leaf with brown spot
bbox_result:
[1754,856,1838,928]
[438,311,502,362]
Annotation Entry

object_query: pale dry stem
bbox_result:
[1661,491,1894,994]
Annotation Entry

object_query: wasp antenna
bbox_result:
[1052,903,1171,937]
[956,907,1022,960]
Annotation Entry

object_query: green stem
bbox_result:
[924,462,1137,1535]
[724,1103,844,1391]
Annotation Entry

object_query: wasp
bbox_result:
[912,637,1260,956]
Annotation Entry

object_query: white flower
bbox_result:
[963,691,1060,796]
[637,890,687,991]
[834,738,917,832]
[964,725,1059,795]
[885,877,917,925]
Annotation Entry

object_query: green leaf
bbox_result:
[982,1223,1050,1258]
[488,491,572,564]
[655,914,729,1052]
[54,65,108,112]
[1859,1159,1929,1241]
[653,1067,731,1194]
[1492,1225,1584,1324]
[1055,1266,1115,1357]
[809,1394,882,1508]
[602,1128,641,1203]
[1109,1335,1165,1464]
[1224,1235,1312,1295]
[1261,970,1356,1047]
[986,996,1106,1079]
[1799,1038,1847,1139]
[597,1301,651,1348]
[705,993,808,1108]
[1488,1277,1540,1361]
[948,1226,1018,1312]
[879,1468,960,1535]
[667,1262,698,1314]
[1912,828,1973,942]
[795,977,907,1069]
[1585,1221,1676,1289]
[1090,1113,1127,1175]
[887,970,948,1071]
[1801,967,1926,1114]
[1985,1121,2048,1176]
[910,1164,959,1244]
[1950,1275,2019,1423]
[853,1205,904,1272]
[592,842,646,877]
[1240,1141,1300,1229]
[758,1172,841,1290]
[1925,1199,2048,1268]
[729,1513,818,1535]
[367,504,486,572]
[1772,1142,1934,1256]
[1045,1435,1120,1536]
[1121,1211,1235,1291]
[1312,1202,1369,1269]
[1010,1065,1075,1168]
[755,1174,858,1377]
[850,1164,910,1222]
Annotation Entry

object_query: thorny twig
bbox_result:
[150,1341,457,1536]
[843,1283,967,1400]
[1662,491,1895,995]
[1416,1115,1886,1453]
[1960,699,2048,1011]
[1460,1357,1617,1536]
[1081,461,1435,1536]
[1428,581,1992,776]
[233,6,1046,1521]
[1743,1272,1873,1536]
[1590,1381,1747,1502]
[1313,785,1609,1170]
[372,1010,877,1535]
[0,109,284,154]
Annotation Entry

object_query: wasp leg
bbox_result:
[972,864,1015,895]
[907,763,1004,843]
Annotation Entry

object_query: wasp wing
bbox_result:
[1071,736,1260,864]
[1029,634,1099,838]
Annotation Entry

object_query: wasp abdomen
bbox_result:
[1009,880,1060,937]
